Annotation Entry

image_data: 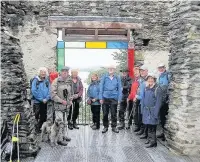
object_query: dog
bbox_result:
[40,118,64,147]
[40,120,52,142]
[49,118,64,147]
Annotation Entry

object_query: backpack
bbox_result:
[154,84,168,103]
[1,121,17,161]
[30,77,49,100]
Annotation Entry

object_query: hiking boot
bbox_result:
[57,141,68,146]
[157,133,164,138]
[118,122,125,130]
[64,136,71,142]
[73,123,79,129]
[90,123,95,128]
[112,127,119,133]
[134,126,140,132]
[140,134,148,139]
[146,142,157,148]
[145,140,150,144]
[136,129,144,135]
[102,127,108,133]
[68,123,73,130]
[92,125,99,130]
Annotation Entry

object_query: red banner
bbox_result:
[128,49,134,78]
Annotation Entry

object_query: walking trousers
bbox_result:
[33,103,47,131]
[91,105,101,128]
[67,99,80,123]
[102,98,118,128]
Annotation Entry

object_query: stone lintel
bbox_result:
[48,16,142,29]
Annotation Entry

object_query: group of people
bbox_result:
[30,62,170,148]
[87,63,170,148]
[30,67,83,146]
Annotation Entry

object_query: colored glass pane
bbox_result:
[86,42,106,49]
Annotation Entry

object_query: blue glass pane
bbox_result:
[57,41,65,48]
[107,42,128,49]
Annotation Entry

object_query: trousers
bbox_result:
[102,98,118,128]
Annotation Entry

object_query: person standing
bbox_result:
[157,63,170,141]
[51,66,73,146]
[67,69,83,130]
[142,73,162,148]
[31,67,50,133]
[118,67,132,130]
[126,63,141,129]
[49,68,59,84]
[87,73,101,130]
[135,65,148,136]
[99,65,122,133]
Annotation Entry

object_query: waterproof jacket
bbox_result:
[136,77,147,100]
[51,76,73,111]
[99,73,122,102]
[142,84,162,125]
[128,77,139,100]
[157,71,170,86]
[72,76,83,97]
[87,80,100,105]
[157,70,170,103]
[121,75,132,101]
[31,76,50,103]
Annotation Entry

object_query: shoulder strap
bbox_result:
[155,85,162,98]
[31,77,40,89]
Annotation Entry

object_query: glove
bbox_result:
[87,99,92,105]
[73,94,79,99]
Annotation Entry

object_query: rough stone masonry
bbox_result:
[167,0,200,156]
[1,0,200,157]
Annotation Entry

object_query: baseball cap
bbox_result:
[61,66,70,71]
[158,63,165,68]
[139,65,148,71]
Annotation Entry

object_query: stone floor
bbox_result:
[19,125,200,162]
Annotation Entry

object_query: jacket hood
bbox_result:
[35,76,48,81]
[57,75,72,82]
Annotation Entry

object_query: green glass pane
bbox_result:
[57,48,65,72]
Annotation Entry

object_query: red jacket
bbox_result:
[128,77,139,100]
[49,72,59,84]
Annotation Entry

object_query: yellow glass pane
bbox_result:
[86,42,106,49]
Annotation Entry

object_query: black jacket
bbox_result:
[121,75,132,100]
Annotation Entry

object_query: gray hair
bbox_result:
[38,67,49,76]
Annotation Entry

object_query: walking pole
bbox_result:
[10,113,20,162]
[70,101,74,125]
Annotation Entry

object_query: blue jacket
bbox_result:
[99,73,122,102]
[87,81,100,105]
[136,77,146,101]
[142,84,162,125]
[31,76,51,103]
[157,71,170,86]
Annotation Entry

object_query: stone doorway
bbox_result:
[48,16,142,78]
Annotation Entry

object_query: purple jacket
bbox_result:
[72,76,83,97]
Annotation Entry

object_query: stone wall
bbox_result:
[14,1,170,80]
[1,1,40,158]
[167,0,200,155]
[2,0,200,157]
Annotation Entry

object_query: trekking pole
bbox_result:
[70,101,74,125]
[10,113,20,162]
[128,102,136,122]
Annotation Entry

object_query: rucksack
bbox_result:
[30,77,49,100]
[1,121,17,161]
[154,84,168,103]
